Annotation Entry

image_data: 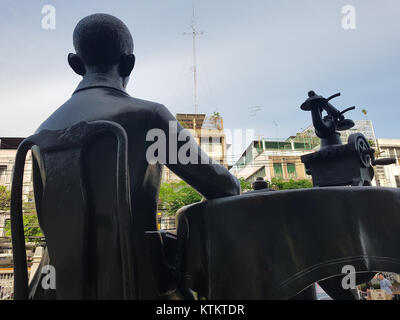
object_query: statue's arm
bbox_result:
[151,104,241,199]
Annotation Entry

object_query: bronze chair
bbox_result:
[11,120,139,299]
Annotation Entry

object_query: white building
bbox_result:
[231,120,400,188]
[230,138,318,183]
[300,120,377,145]
[0,137,34,238]
[0,137,33,202]
[374,139,400,188]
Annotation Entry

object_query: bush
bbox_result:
[238,178,252,193]
[159,181,202,216]
[0,186,11,210]
[4,213,43,242]
[270,178,312,190]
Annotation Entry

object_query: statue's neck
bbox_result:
[84,71,122,83]
[74,72,127,94]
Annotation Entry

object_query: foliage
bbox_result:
[159,181,202,216]
[210,111,222,129]
[270,178,313,190]
[158,177,312,216]
[4,214,43,242]
[0,186,11,211]
[367,139,375,148]
[238,178,252,193]
[361,109,368,119]
[239,177,313,192]
[210,111,221,119]
[1,188,43,242]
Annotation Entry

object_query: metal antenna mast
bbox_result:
[184,5,203,114]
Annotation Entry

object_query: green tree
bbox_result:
[1,186,43,242]
[238,178,252,193]
[210,112,222,129]
[4,214,43,242]
[361,109,368,119]
[367,139,375,148]
[158,177,313,216]
[270,178,313,190]
[0,186,11,210]
[159,181,202,216]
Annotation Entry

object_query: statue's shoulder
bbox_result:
[125,95,163,109]
[123,95,168,118]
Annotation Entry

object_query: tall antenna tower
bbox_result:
[184,5,203,114]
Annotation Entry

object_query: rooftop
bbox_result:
[0,137,24,150]
[176,113,223,130]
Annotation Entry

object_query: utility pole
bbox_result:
[184,5,203,114]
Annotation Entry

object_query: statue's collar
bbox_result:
[73,73,128,95]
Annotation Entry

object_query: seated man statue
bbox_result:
[30,13,240,299]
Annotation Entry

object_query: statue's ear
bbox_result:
[67,53,86,76]
[119,54,135,77]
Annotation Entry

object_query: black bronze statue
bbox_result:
[11,14,240,299]
[11,14,400,301]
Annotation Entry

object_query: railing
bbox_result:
[0,269,13,299]
[158,216,176,231]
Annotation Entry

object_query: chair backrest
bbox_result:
[11,120,138,299]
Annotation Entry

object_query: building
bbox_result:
[230,120,383,185]
[233,120,400,189]
[0,137,33,203]
[0,137,34,239]
[374,139,400,188]
[299,119,399,188]
[230,138,319,183]
[0,137,34,236]
[0,139,44,299]
[299,120,377,145]
[294,120,384,186]
[162,113,228,182]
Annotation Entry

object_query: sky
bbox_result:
[0,0,399,163]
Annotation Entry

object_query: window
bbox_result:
[0,165,7,184]
[273,163,283,178]
[264,141,291,150]
[395,176,400,188]
[287,163,297,179]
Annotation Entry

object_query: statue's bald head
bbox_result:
[73,13,133,67]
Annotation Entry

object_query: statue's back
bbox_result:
[28,120,149,299]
